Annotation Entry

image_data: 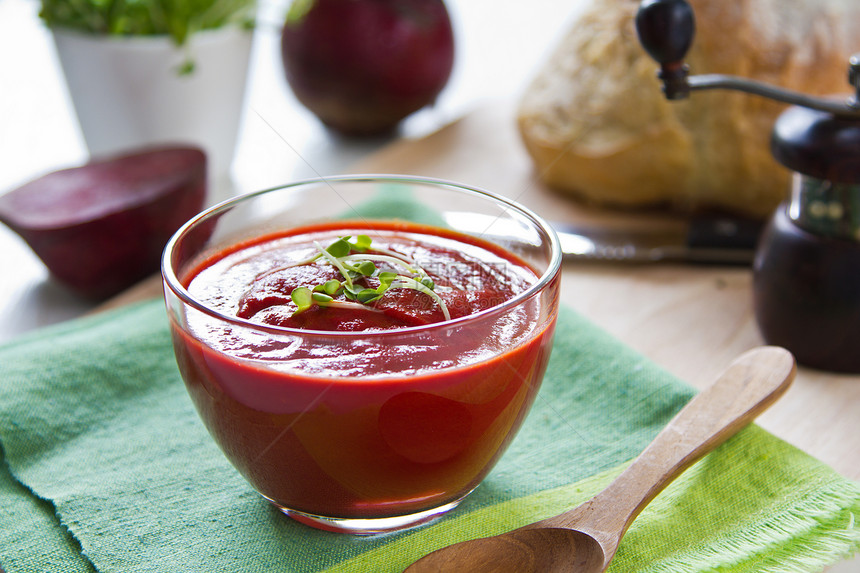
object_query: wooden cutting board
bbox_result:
[112,103,860,483]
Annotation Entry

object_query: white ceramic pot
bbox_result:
[52,26,253,180]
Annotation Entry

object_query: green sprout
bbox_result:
[278,235,451,320]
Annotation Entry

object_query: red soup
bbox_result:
[169,220,559,532]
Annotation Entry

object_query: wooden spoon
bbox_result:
[404,346,796,573]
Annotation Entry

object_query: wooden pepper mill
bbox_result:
[636,0,860,373]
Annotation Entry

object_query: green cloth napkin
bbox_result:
[0,299,858,572]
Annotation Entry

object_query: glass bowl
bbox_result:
[162,175,562,534]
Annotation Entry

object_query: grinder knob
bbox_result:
[635,0,695,99]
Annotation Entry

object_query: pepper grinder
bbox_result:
[636,0,860,373]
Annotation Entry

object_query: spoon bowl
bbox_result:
[405,346,796,572]
[408,528,605,573]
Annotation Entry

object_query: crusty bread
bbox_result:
[517,0,856,217]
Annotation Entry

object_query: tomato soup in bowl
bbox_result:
[162,176,561,534]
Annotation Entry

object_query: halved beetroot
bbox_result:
[0,146,207,300]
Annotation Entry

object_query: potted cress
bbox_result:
[39,0,256,180]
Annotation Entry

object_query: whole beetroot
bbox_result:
[281,0,455,135]
[0,147,207,300]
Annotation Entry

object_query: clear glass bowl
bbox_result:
[162,175,562,534]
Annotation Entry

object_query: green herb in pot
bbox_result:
[39,0,255,48]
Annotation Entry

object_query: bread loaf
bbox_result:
[517,0,856,217]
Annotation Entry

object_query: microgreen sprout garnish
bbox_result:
[281,235,452,320]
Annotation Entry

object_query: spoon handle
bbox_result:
[540,346,795,552]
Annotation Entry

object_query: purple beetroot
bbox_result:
[0,146,207,300]
[281,0,455,136]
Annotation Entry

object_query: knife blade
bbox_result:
[442,212,764,266]
[551,215,764,265]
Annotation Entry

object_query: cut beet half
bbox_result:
[0,146,207,300]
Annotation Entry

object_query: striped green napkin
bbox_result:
[0,298,857,572]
